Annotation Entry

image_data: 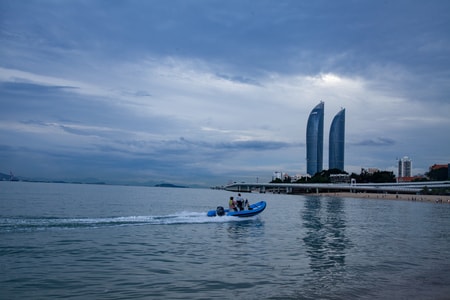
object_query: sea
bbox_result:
[1,181,450,300]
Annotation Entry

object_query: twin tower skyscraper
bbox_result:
[306,102,345,176]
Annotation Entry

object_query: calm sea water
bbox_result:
[1,181,449,299]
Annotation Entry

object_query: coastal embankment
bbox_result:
[314,192,450,204]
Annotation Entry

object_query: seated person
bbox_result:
[229,197,237,211]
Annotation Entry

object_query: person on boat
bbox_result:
[229,196,238,211]
[244,199,250,210]
[235,193,244,211]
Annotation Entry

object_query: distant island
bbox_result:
[0,172,18,181]
[0,172,197,188]
[154,183,188,188]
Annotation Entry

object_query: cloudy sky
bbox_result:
[1,0,449,186]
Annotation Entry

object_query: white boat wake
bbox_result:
[0,212,257,232]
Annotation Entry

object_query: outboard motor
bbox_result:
[216,206,225,216]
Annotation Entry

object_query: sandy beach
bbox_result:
[313,192,450,204]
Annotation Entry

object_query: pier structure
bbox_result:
[224,181,450,195]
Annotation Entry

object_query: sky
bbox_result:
[1,0,449,186]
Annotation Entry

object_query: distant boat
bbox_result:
[207,201,266,217]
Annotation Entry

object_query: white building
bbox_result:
[272,171,283,181]
[398,156,412,178]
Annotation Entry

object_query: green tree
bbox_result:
[283,175,292,183]
[350,170,395,183]
[270,178,283,183]
[309,169,348,183]
[426,167,449,181]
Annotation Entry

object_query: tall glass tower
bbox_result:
[306,102,324,176]
[329,108,345,171]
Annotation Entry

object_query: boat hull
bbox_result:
[207,201,266,217]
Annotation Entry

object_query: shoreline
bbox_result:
[311,192,450,204]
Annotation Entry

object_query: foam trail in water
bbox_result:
[0,212,255,232]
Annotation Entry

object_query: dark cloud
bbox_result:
[1,81,78,92]
[3,1,448,78]
[176,137,297,151]
[0,80,184,135]
[352,137,395,147]
[215,73,261,86]
[219,140,295,151]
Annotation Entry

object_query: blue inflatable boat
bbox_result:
[207,201,266,217]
